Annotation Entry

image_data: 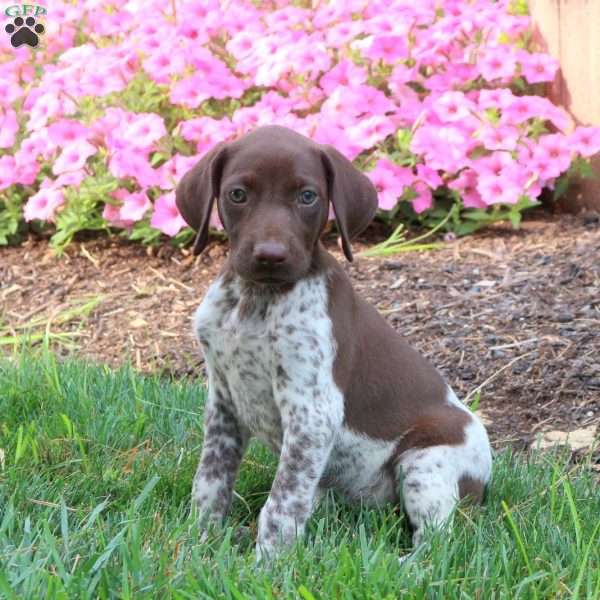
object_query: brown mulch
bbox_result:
[1,211,599,454]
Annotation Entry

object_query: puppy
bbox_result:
[176,125,492,560]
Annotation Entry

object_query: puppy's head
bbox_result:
[176,125,377,285]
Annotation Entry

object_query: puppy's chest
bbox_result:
[194,275,334,450]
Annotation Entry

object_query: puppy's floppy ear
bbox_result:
[320,145,378,262]
[175,143,227,255]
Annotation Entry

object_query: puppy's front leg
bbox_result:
[192,378,248,527]
[256,408,339,562]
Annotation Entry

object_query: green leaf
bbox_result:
[298,585,317,600]
[570,157,596,179]
[508,210,522,229]
[127,220,162,245]
[0,189,25,246]
[469,391,482,412]
[133,475,160,511]
[462,209,496,222]
[396,128,413,151]
[484,108,500,125]
[454,220,485,235]
[150,152,167,167]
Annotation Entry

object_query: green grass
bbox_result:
[0,294,105,351]
[1,351,599,599]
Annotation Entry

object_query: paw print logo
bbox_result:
[5,16,45,48]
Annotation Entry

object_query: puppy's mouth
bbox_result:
[232,250,308,288]
[246,273,294,287]
[240,266,300,289]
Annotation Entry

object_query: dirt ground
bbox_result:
[1,211,599,458]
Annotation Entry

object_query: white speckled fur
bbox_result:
[193,273,345,560]
[396,388,492,544]
[191,272,492,560]
[324,428,397,505]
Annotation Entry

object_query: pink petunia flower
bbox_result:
[170,75,212,109]
[108,151,160,188]
[53,140,97,175]
[103,202,130,229]
[80,67,127,97]
[348,84,397,116]
[519,52,559,84]
[509,96,570,131]
[412,182,433,213]
[0,108,18,149]
[325,20,363,47]
[478,124,520,151]
[311,121,364,161]
[123,114,167,150]
[48,119,92,147]
[346,115,397,149]
[28,93,62,131]
[143,49,187,84]
[178,21,210,44]
[391,85,423,125]
[478,47,517,81]
[24,187,65,222]
[569,127,600,158]
[319,59,367,94]
[387,64,418,94]
[293,40,332,81]
[0,80,22,105]
[13,150,41,186]
[477,173,522,205]
[363,35,409,63]
[367,159,414,211]
[227,30,258,60]
[416,164,442,189]
[54,170,87,188]
[158,154,203,191]
[475,151,516,178]
[94,107,137,138]
[18,130,54,161]
[120,190,152,222]
[0,156,17,191]
[179,117,235,153]
[500,96,540,125]
[411,124,474,172]
[151,192,187,236]
[530,133,572,179]
[432,91,476,123]
[449,170,487,209]
[478,88,515,111]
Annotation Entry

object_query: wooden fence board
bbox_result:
[529,0,600,210]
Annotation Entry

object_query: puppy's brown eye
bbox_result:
[229,188,247,204]
[298,190,317,206]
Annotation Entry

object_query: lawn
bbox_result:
[0,350,599,599]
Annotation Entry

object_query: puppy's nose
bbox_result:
[253,241,288,265]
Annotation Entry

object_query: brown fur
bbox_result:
[321,249,455,443]
[458,474,487,503]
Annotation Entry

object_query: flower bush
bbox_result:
[1,0,599,249]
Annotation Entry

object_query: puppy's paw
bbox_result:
[257,510,299,555]
[196,518,221,544]
[254,542,269,565]
[255,531,284,565]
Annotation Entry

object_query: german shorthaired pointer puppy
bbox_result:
[176,125,492,561]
